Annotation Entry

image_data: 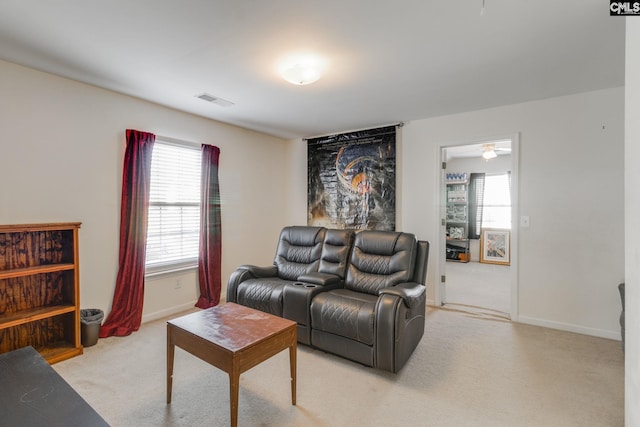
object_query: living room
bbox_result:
[0,2,638,426]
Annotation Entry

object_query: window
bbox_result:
[145,140,201,273]
[481,173,511,229]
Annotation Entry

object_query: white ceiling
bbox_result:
[0,1,624,140]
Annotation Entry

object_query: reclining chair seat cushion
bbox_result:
[236,278,292,316]
[310,289,377,346]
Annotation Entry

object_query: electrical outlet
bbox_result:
[520,216,530,228]
[175,279,182,289]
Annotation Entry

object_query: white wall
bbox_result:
[284,138,309,226]
[625,18,640,427]
[0,60,289,321]
[0,57,626,349]
[288,87,625,340]
[402,88,624,339]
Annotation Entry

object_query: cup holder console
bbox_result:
[293,282,316,288]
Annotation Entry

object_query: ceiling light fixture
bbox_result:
[482,144,497,160]
[277,52,327,86]
[281,64,322,85]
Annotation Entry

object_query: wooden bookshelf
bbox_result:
[0,222,82,364]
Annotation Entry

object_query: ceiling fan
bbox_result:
[481,143,511,160]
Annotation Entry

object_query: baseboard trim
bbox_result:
[142,300,198,323]
[427,300,620,341]
[517,315,621,341]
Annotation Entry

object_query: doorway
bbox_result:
[436,135,519,320]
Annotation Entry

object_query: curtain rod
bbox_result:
[302,122,404,142]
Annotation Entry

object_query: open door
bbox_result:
[436,135,519,320]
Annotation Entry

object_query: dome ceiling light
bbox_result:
[277,52,327,86]
[281,64,322,85]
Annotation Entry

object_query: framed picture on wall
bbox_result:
[480,228,510,265]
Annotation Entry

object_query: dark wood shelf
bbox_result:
[39,341,83,364]
[0,263,75,280]
[0,305,76,329]
[0,222,81,233]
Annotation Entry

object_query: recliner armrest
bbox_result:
[227,264,278,303]
[297,272,341,286]
[378,282,425,309]
[238,264,278,278]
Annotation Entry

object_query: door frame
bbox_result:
[434,132,520,321]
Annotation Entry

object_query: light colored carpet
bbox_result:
[444,260,511,317]
[54,306,624,427]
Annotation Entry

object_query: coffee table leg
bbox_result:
[290,340,297,405]
[229,367,240,427]
[167,325,174,404]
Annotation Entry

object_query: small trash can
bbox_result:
[81,309,104,347]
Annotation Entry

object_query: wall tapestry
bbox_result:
[307,125,396,231]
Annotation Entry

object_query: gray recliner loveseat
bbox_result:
[227,226,429,373]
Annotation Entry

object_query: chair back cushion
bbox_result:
[318,229,356,279]
[274,226,326,280]
[345,230,417,295]
[411,240,430,285]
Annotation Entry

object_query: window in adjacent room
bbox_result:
[481,172,511,229]
[145,140,201,274]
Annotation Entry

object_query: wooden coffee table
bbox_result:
[166,303,297,427]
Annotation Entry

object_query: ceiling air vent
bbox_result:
[195,93,234,107]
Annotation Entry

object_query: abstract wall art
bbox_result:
[307,125,396,230]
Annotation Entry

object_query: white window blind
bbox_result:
[481,173,511,229]
[146,141,201,272]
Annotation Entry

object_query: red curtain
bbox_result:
[196,144,222,309]
[100,129,155,337]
